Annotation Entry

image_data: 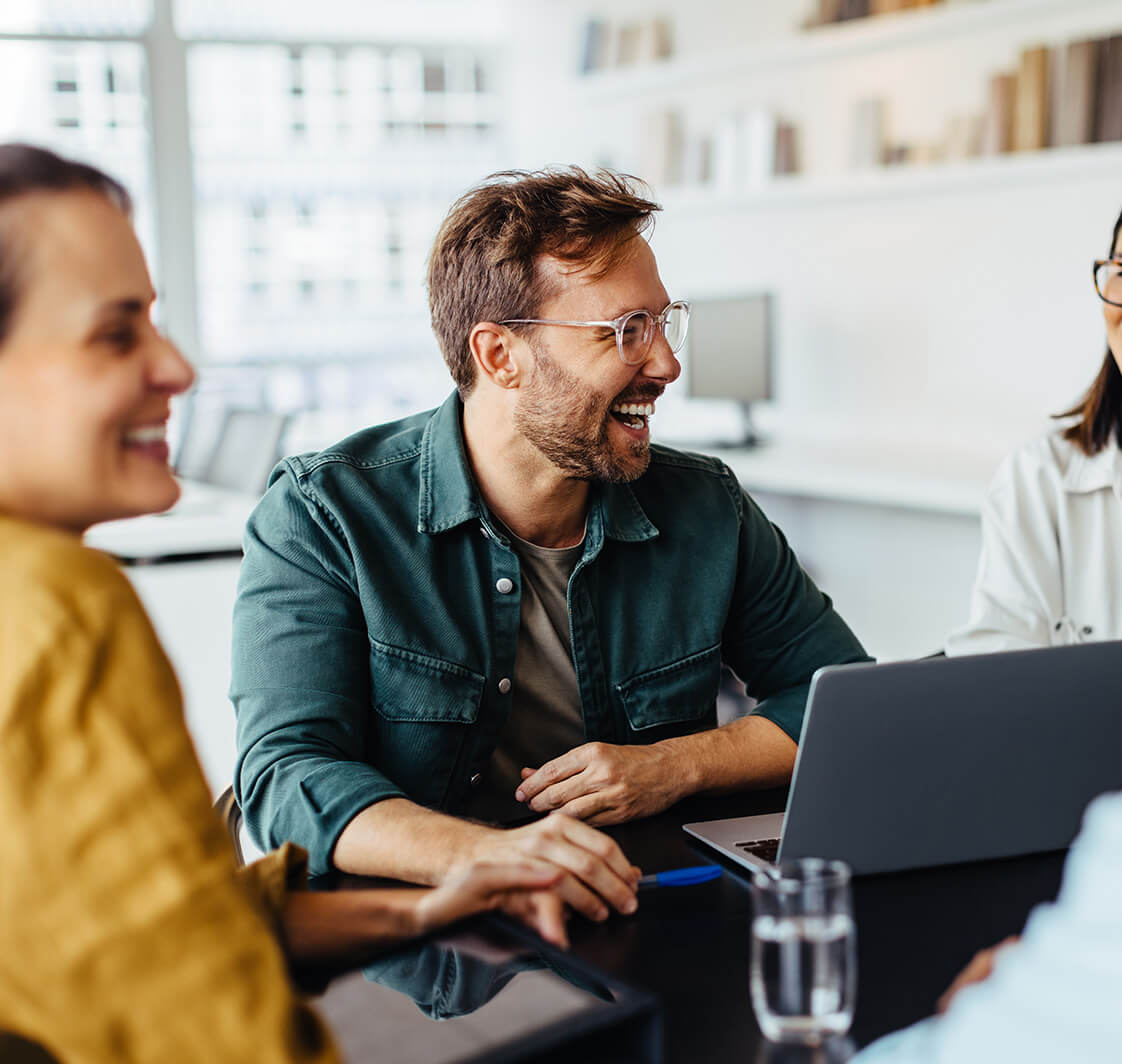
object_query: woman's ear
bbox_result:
[470,322,522,390]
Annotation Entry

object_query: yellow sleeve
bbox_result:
[238,843,311,935]
[0,548,340,1063]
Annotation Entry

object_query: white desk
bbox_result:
[694,437,996,516]
[84,480,258,561]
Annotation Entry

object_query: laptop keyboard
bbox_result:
[735,838,781,863]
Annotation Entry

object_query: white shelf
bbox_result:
[657,141,1122,212]
[575,0,1122,100]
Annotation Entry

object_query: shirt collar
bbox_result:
[1062,436,1122,495]
[417,392,484,534]
[417,391,658,543]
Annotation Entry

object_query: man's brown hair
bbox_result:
[427,167,660,398]
[1056,204,1122,455]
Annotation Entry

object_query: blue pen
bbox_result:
[637,864,722,890]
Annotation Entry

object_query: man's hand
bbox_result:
[936,936,1020,1013]
[467,811,640,924]
[415,860,569,948]
[515,741,686,826]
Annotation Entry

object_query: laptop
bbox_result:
[685,641,1122,875]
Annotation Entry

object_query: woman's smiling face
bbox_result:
[0,189,195,533]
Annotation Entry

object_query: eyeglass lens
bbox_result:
[618,304,689,364]
[1096,262,1122,306]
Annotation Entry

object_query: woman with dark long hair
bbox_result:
[947,205,1122,654]
[0,143,564,1063]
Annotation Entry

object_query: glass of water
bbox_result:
[749,858,856,1045]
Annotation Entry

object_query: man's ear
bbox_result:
[470,322,522,390]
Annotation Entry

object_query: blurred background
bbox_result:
[6,0,1120,786]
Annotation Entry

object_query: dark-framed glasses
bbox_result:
[499,300,690,366]
[1093,259,1122,307]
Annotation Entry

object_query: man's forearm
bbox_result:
[331,797,499,883]
[658,715,797,797]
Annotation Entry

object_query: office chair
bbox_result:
[175,393,291,496]
[213,785,247,868]
[203,409,292,494]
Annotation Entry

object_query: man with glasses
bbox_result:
[231,167,869,921]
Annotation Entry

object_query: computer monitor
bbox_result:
[685,292,773,446]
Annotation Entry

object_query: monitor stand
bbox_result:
[729,400,765,448]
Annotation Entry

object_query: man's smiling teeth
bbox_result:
[610,402,654,417]
[123,425,166,444]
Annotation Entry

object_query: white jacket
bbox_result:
[946,426,1122,656]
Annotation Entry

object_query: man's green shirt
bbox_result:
[231,393,869,875]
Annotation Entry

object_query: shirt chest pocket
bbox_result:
[369,640,485,808]
[370,639,485,724]
[614,643,722,734]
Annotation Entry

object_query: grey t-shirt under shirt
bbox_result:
[466,525,586,824]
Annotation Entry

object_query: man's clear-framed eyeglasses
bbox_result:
[499,300,690,366]
[1093,260,1122,307]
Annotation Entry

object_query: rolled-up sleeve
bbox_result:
[232,467,406,877]
[722,483,871,742]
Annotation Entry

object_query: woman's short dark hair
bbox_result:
[1057,205,1122,456]
[0,143,131,345]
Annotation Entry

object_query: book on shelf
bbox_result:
[837,0,870,20]
[1095,35,1122,143]
[682,133,713,186]
[638,109,684,188]
[580,17,672,73]
[807,0,843,26]
[1052,39,1100,148]
[742,108,778,187]
[614,23,642,67]
[851,98,886,170]
[1012,46,1050,152]
[943,114,983,161]
[634,18,673,64]
[578,19,609,74]
[774,122,800,176]
[981,72,1015,155]
[708,108,791,190]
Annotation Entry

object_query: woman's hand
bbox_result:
[415,860,569,948]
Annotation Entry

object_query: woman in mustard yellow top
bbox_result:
[0,144,565,1063]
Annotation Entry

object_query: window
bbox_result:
[0,0,507,450]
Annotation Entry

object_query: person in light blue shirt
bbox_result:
[854,791,1122,1063]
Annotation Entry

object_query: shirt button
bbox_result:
[498,677,512,695]
[469,772,483,787]
[496,577,514,594]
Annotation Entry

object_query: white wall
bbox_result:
[501,0,1122,657]
[506,0,1122,447]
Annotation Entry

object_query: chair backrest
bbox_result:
[204,409,292,494]
[0,1033,60,1063]
[213,785,246,868]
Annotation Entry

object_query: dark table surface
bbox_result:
[313,789,1066,1063]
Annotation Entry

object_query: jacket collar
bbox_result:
[1062,437,1122,496]
[417,391,658,543]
